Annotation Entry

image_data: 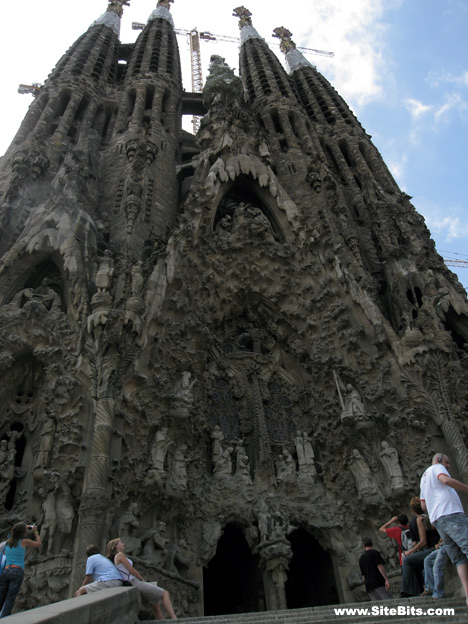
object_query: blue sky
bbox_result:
[0,0,467,290]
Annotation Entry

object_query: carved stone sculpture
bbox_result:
[276,449,296,484]
[170,371,195,418]
[349,449,380,501]
[343,385,366,421]
[150,427,172,477]
[1,1,468,616]
[171,445,188,490]
[379,441,404,492]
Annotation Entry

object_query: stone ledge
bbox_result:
[6,586,140,624]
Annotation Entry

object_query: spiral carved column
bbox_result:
[69,397,115,594]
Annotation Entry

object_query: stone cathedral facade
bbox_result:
[1,0,468,617]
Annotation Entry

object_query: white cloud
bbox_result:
[430,215,468,241]
[434,93,468,123]
[428,69,468,89]
[0,0,401,154]
[416,198,468,241]
[404,98,432,120]
[304,0,395,108]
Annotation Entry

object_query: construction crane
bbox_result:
[186,29,203,132]
[439,250,468,268]
[132,22,333,61]
[132,22,333,132]
[18,83,42,96]
[443,259,468,268]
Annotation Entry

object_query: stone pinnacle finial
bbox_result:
[107,0,130,18]
[233,6,253,29]
[273,27,296,54]
[157,0,174,8]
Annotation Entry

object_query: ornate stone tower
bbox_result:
[1,0,468,617]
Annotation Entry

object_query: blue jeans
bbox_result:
[401,548,434,596]
[424,545,449,598]
[0,567,24,617]
[434,513,468,567]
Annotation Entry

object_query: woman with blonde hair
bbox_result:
[106,538,177,620]
[400,496,439,597]
[0,522,42,617]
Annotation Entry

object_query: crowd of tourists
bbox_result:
[359,452,468,608]
[3,450,468,617]
[0,527,177,620]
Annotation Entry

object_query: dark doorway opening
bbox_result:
[203,524,263,616]
[286,528,339,608]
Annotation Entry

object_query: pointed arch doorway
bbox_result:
[286,528,339,608]
[203,524,263,615]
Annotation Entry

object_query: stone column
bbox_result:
[69,397,115,594]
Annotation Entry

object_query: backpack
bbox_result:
[399,527,413,552]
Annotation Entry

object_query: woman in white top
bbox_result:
[106,538,177,620]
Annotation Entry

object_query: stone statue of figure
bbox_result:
[294,431,306,466]
[32,278,61,312]
[235,440,251,483]
[201,520,223,564]
[349,449,379,500]
[151,427,173,474]
[255,498,272,543]
[170,371,196,417]
[294,431,315,466]
[211,425,224,466]
[173,371,195,404]
[131,261,144,298]
[7,429,22,451]
[38,474,75,555]
[141,521,168,567]
[96,250,114,293]
[117,502,141,555]
[343,384,366,420]
[379,441,404,491]
[276,449,296,484]
[172,445,187,489]
[10,279,61,315]
[36,417,56,469]
[38,483,55,554]
[163,538,193,577]
[0,440,7,465]
[213,446,233,478]
[294,431,317,482]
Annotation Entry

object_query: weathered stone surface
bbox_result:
[1,2,468,620]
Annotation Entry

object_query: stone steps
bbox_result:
[145,596,467,623]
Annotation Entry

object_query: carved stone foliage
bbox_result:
[402,352,468,480]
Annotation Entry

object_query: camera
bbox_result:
[26,524,34,531]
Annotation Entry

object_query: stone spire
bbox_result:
[273,26,313,73]
[92,0,130,35]
[149,0,175,27]
[233,6,264,45]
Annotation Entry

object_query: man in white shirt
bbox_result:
[420,453,468,606]
[75,544,123,596]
